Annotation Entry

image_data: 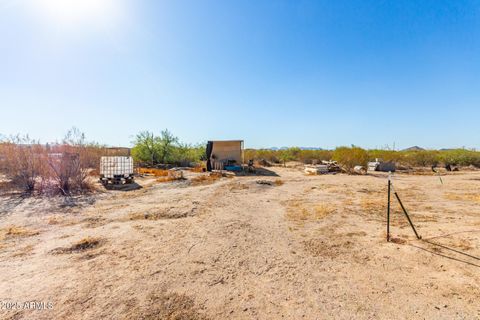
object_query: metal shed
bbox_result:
[206,140,244,171]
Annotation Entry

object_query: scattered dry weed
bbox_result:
[51,236,103,254]
[191,173,222,186]
[286,200,335,224]
[12,244,34,257]
[445,192,480,203]
[1,226,39,239]
[360,197,384,216]
[138,168,170,177]
[128,291,207,320]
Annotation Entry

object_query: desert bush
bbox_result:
[132,130,204,166]
[0,143,7,173]
[439,149,480,167]
[131,131,159,165]
[332,146,369,172]
[157,129,179,163]
[277,148,296,166]
[244,149,280,163]
[367,149,403,163]
[402,150,439,167]
[44,128,97,195]
[132,129,179,164]
[0,128,99,195]
[246,147,480,169]
[1,135,46,193]
[297,149,333,164]
[245,148,333,165]
[171,143,206,166]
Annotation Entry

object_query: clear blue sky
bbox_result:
[1,0,479,149]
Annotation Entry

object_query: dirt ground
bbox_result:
[1,167,479,319]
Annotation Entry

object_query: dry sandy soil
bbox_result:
[0,167,479,319]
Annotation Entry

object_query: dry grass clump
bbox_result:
[229,183,249,191]
[129,291,207,320]
[190,173,222,186]
[444,192,480,203]
[286,200,335,224]
[47,216,63,225]
[302,238,353,258]
[390,237,407,244]
[128,211,168,220]
[12,244,35,257]
[1,226,40,239]
[360,197,385,216]
[138,168,170,177]
[50,236,103,254]
[156,170,185,183]
[188,166,206,173]
[156,176,179,183]
[256,179,284,186]
[128,207,194,220]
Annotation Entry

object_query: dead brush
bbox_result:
[274,179,284,186]
[1,129,100,196]
[1,138,45,193]
[51,236,103,254]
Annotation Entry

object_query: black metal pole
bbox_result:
[387,178,391,242]
[394,192,422,239]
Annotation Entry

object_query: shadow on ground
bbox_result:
[0,194,27,215]
[104,182,143,192]
[240,167,280,177]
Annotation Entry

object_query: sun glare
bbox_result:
[33,0,120,28]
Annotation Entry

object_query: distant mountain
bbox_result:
[402,146,425,151]
[268,147,324,151]
[298,147,324,150]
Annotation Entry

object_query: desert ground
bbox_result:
[1,166,479,319]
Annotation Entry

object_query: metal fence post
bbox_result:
[387,174,391,242]
[394,192,422,240]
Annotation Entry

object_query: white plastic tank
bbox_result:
[100,156,134,178]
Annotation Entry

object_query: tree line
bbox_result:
[245,146,480,170]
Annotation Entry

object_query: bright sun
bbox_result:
[33,0,120,27]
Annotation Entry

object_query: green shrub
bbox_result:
[332,146,369,172]
[132,130,204,166]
